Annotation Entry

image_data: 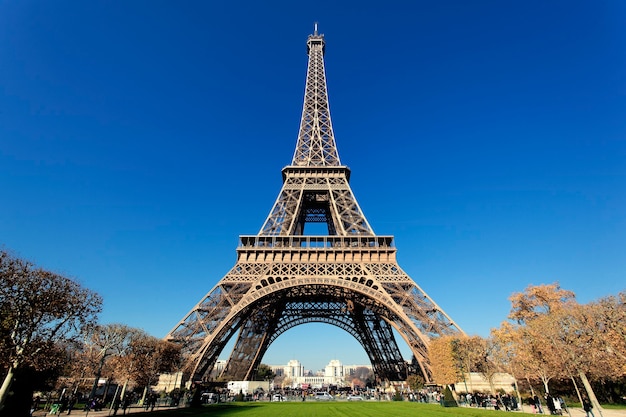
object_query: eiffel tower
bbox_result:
[166,25,463,383]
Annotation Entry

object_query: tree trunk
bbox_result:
[512,376,523,412]
[579,372,603,416]
[488,376,496,395]
[570,375,583,407]
[527,378,536,397]
[541,376,550,394]
[109,385,120,412]
[0,365,15,410]
[89,356,106,399]
[120,379,129,401]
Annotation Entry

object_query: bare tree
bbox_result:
[115,335,180,403]
[353,366,373,382]
[83,323,137,400]
[0,250,102,410]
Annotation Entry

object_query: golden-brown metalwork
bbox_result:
[166,27,463,384]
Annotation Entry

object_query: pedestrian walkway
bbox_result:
[512,407,626,417]
[33,404,179,417]
[562,408,626,417]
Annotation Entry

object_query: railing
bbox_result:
[238,235,395,250]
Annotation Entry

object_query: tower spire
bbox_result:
[259,28,372,236]
[291,25,339,167]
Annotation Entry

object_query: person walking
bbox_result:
[66,396,76,415]
[112,396,121,416]
[534,395,544,414]
[583,398,595,417]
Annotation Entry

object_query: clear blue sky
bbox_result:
[1,1,625,372]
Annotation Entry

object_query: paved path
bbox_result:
[557,408,626,417]
[33,405,178,417]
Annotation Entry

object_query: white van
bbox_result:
[315,392,333,401]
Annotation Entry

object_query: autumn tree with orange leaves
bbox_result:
[490,283,626,410]
[452,335,487,392]
[429,335,462,386]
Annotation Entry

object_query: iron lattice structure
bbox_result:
[166,27,463,383]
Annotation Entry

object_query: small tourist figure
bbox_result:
[583,398,595,417]
[122,396,131,414]
[112,396,121,416]
[534,395,544,414]
[66,395,76,415]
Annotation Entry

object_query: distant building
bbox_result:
[343,364,372,376]
[284,359,305,379]
[269,359,371,389]
[214,359,227,374]
[154,372,184,393]
[270,364,285,377]
[455,372,516,394]
[325,359,344,379]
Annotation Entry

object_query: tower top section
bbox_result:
[291,24,340,167]
[260,27,373,236]
[307,22,325,55]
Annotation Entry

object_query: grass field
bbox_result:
[143,402,535,417]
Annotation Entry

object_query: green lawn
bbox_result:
[145,402,534,417]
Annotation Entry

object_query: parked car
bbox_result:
[315,392,334,401]
[347,394,363,401]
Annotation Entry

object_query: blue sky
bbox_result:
[1,1,625,372]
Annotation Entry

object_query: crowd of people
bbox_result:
[30,390,172,416]
[460,392,520,411]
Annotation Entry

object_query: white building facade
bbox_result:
[284,359,305,379]
[271,359,371,389]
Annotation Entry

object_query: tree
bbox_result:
[490,324,525,408]
[63,340,99,397]
[255,364,275,381]
[0,250,102,411]
[83,323,136,399]
[353,366,373,382]
[281,377,292,389]
[504,283,576,394]
[348,366,373,389]
[451,335,487,393]
[108,328,152,401]
[129,336,181,402]
[350,377,365,388]
[584,292,626,373]
[508,282,576,324]
[499,283,614,410]
[406,374,425,391]
[442,385,458,407]
[537,296,626,406]
[477,337,503,395]
[428,336,461,385]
